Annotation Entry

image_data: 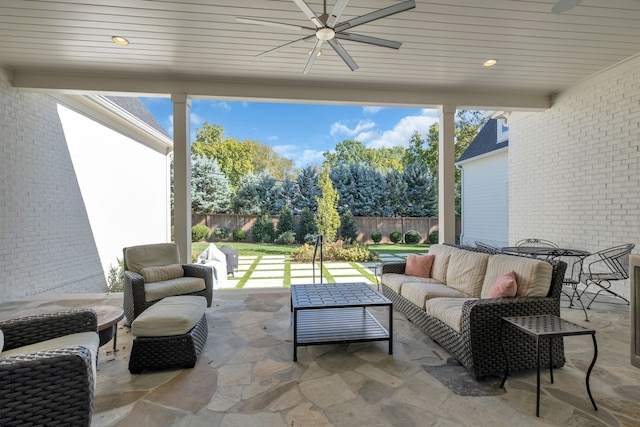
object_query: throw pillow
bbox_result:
[140,264,184,283]
[0,329,4,354]
[405,254,435,278]
[486,271,518,298]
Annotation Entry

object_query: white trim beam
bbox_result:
[438,105,456,244]
[172,94,192,263]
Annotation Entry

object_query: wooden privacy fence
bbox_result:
[192,214,461,244]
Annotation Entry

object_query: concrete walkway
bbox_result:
[221,253,426,289]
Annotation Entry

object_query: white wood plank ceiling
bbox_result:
[1,0,640,109]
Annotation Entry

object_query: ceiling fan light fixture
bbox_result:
[308,49,322,57]
[483,59,498,67]
[112,36,129,46]
[316,27,335,41]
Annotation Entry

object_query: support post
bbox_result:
[438,105,456,244]
[172,94,192,263]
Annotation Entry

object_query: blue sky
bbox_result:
[140,98,438,168]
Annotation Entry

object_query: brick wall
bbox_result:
[0,73,105,302]
[509,66,640,299]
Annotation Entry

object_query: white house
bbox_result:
[456,119,509,248]
[0,69,173,303]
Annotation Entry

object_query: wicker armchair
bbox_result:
[0,310,98,426]
[123,243,213,323]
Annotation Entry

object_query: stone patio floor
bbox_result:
[1,287,639,427]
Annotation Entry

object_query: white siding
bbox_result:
[58,104,171,281]
[459,151,509,247]
[509,66,640,299]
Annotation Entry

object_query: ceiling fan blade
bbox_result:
[257,36,314,57]
[334,0,416,32]
[303,39,324,74]
[551,0,581,13]
[292,0,323,28]
[335,32,402,49]
[326,0,350,28]
[327,39,359,71]
[236,17,311,32]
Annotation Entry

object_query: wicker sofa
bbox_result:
[381,244,567,379]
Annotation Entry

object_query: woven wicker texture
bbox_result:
[124,263,213,323]
[0,311,97,426]
[381,247,567,380]
[128,314,208,374]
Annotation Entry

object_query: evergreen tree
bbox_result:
[315,168,340,242]
[340,210,358,244]
[252,209,274,243]
[190,154,231,213]
[295,165,320,213]
[383,168,409,216]
[231,173,261,214]
[276,206,295,237]
[403,162,437,217]
[298,207,317,243]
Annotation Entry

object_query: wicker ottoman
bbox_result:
[128,296,208,374]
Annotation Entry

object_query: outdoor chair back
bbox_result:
[515,238,559,248]
[580,243,635,308]
[474,241,502,253]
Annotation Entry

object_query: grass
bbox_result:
[192,240,431,260]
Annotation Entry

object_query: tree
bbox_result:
[315,168,340,242]
[231,173,262,214]
[252,209,274,243]
[383,168,409,216]
[247,139,297,181]
[298,207,317,243]
[403,162,437,217]
[340,209,358,244]
[190,154,231,213]
[276,206,295,237]
[330,162,386,217]
[323,139,405,171]
[295,165,321,213]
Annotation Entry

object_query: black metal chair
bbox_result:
[558,253,591,321]
[515,238,559,248]
[580,243,635,308]
[475,241,502,253]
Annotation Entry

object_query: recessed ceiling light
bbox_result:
[483,59,498,67]
[112,36,129,46]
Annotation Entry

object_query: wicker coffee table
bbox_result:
[290,282,393,361]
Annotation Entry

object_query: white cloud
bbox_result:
[272,144,297,157]
[268,135,279,141]
[273,145,324,168]
[330,119,376,137]
[363,106,383,114]
[212,101,231,111]
[366,109,438,148]
[191,112,204,127]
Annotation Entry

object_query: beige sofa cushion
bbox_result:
[145,276,206,302]
[140,264,184,283]
[124,243,180,274]
[445,250,491,298]
[0,331,99,384]
[424,298,477,333]
[382,273,442,293]
[428,244,460,283]
[132,296,206,337]
[481,254,553,298]
[400,282,471,309]
[0,329,3,354]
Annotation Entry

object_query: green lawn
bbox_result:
[192,241,431,260]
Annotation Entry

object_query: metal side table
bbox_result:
[500,315,598,417]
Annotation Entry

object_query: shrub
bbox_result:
[192,225,211,242]
[404,230,422,244]
[339,209,358,244]
[106,258,124,293]
[428,230,438,244]
[371,231,382,244]
[290,240,376,262]
[276,206,295,237]
[299,207,317,243]
[232,228,247,241]
[252,210,274,243]
[275,230,296,245]
[389,231,402,244]
[214,226,229,240]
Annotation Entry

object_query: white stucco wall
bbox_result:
[0,70,171,303]
[509,65,640,299]
[459,150,509,247]
[58,103,171,281]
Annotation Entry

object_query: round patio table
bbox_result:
[93,305,125,353]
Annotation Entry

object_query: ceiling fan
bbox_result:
[236,0,416,74]
[551,0,581,13]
